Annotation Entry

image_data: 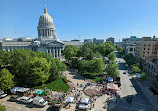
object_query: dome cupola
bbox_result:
[37,5,57,39]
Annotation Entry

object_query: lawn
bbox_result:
[35,77,70,93]
[92,77,102,82]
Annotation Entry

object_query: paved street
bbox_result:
[0,96,49,111]
[112,52,154,111]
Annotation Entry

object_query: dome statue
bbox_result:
[37,5,57,40]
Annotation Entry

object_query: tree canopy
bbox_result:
[96,42,115,57]
[0,49,67,88]
[0,68,14,90]
[78,59,104,74]
[107,61,120,78]
[78,43,98,60]
[132,65,141,73]
[123,53,136,67]
[29,57,51,86]
[62,45,79,60]
[107,52,116,61]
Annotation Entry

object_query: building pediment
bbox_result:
[44,40,65,46]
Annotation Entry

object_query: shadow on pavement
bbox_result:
[118,63,128,70]
[115,52,122,58]
[73,75,84,80]
[25,104,45,108]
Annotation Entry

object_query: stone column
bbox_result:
[56,48,58,58]
[46,48,48,53]
[49,30,52,36]
[49,47,52,56]
[59,47,61,58]
[53,47,55,58]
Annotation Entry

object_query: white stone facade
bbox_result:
[0,5,64,59]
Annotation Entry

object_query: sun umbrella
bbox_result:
[36,90,43,94]
[66,96,74,102]
[108,77,113,82]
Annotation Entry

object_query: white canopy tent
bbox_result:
[10,87,30,94]
[81,98,89,104]
[66,96,74,103]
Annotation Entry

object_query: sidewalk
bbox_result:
[63,67,118,111]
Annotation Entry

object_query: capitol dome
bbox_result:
[39,6,54,24]
[37,5,57,39]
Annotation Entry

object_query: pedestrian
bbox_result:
[93,104,95,107]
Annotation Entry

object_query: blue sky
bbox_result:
[1,0,158,42]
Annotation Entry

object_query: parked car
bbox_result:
[123,72,126,74]
[48,104,62,111]
[19,96,33,104]
[126,95,132,102]
[78,103,90,110]
[10,95,20,101]
[0,90,7,99]
[33,96,48,106]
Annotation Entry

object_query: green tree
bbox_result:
[10,49,32,86]
[96,41,115,57]
[78,60,89,73]
[62,45,79,60]
[91,59,104,73]
[117,47,125,55]
[0,50,11,68]
[107,52,116,61]
[78,59,104,74]
[107,61,120,78]
[0,104,6,111]
[29,57,51,86]
[78,43,98,60]
[0,68,14,90]
[140,72,147,80]
[42,89,50,96]
[35,51,52,62]
[124,53,136,67]
[132,66,141,73]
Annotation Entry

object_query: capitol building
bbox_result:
[0,5,83,59]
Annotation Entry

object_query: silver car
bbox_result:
[19,96,33,104]
[0,90,7,99]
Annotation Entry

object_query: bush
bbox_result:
[92,77,102,82]
[42,89,50,96]
[0,104,6,111]
[140,72,147,80]
[80,72,95,79]
[150,87,158,95]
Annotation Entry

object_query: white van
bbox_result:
[33,96,48,106]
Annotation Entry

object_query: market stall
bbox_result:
[106,83,118,90]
